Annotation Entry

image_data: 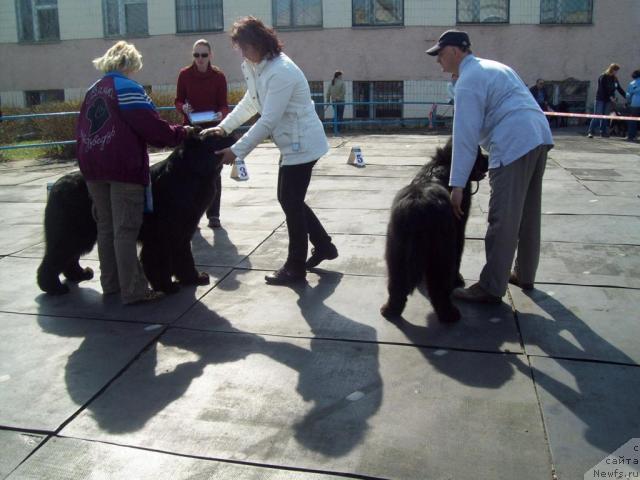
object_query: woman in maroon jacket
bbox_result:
[175,39,229,228]
[77,41,195,305]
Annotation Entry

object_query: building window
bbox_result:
[308,81,325,120]
[353,81,402,119]
[541,0,592,24]
[457,0,509,23]
[103,0,148,37]
[176,0,223,33]
[352,0,403,27]
[544,79,589,113]
[274,0,322,28]
[16,0,60,42]
[25,89,65,107]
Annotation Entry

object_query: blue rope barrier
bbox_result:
[0,101,453,151]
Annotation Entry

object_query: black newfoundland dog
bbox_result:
[380,138,488,323]
[37,135,235,295]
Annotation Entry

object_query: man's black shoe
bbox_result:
[305,243,339,269]
[508,272,534,291]
[265,267,306,286]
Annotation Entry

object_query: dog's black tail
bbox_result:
[386,183,456,292]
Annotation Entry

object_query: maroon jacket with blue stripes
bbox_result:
[77,72,186,185]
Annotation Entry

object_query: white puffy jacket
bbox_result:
[219,53,329,166]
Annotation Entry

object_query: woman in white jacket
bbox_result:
[203,16,338,285]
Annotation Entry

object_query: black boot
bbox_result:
[265,266,306,285]
[305,243,339,269]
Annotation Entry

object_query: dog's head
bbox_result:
[169,134,236,176]
[436,138,488,183]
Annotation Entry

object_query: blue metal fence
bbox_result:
[0,101,452,152]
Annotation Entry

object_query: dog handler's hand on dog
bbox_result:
[450,187,464,220]
[183,126,201,139]
[200,126,225,138]
[215,147,236,165]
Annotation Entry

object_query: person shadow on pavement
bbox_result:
[40,272,382,459]
[284,271,383,457]
[507,288,639,456]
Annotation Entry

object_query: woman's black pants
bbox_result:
[277,160,332,271]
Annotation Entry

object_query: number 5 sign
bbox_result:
[231,158,249,181]
[347,146,366,168]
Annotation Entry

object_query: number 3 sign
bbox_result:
[231,158,249,181]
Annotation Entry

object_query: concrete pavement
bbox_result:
[0,131,639,479]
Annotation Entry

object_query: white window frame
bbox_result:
[456,0,509,24]
[540,0,593,25]
[103,0,148,38]
[273,0,323,29]
[175,0,224,33]
[352,0,404,27]
[16,0,60,42]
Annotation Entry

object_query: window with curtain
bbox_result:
[103,0,148,37]
[273,0,322,28]
[352,0,403,27]
[457,0,509,23]
[176,0,223,33]
[16,0,60,42]
[541,0,592,24]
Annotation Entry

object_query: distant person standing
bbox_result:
[175,39,229,228]
[625,70,640,142]
[529,79,552,111]
[587,63,626,138]
[326,70,345,131]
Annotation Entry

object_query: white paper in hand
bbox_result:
[230,158,249,181]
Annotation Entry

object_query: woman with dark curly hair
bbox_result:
[202,16,337,285]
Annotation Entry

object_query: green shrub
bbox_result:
[32,100,81,159]
[0,106,36,147]
[0,86,248,161]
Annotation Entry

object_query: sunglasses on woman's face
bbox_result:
[193,53,209,58]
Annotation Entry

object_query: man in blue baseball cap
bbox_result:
[427,30,554,303]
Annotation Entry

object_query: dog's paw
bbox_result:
[45,283,70,296]
[80,267,94,281]
[195,272,210,285]
[178,272,210,286]
[380,301,404,319]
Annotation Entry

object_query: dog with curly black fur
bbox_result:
[380,138,488,323]
[37,135,235,296]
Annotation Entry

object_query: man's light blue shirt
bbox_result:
[450,55,554,187]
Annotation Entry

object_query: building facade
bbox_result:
[0,0,637,121]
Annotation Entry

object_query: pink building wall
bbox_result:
[1,1,638,106]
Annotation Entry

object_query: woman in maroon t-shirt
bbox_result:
[175,39,229,228]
